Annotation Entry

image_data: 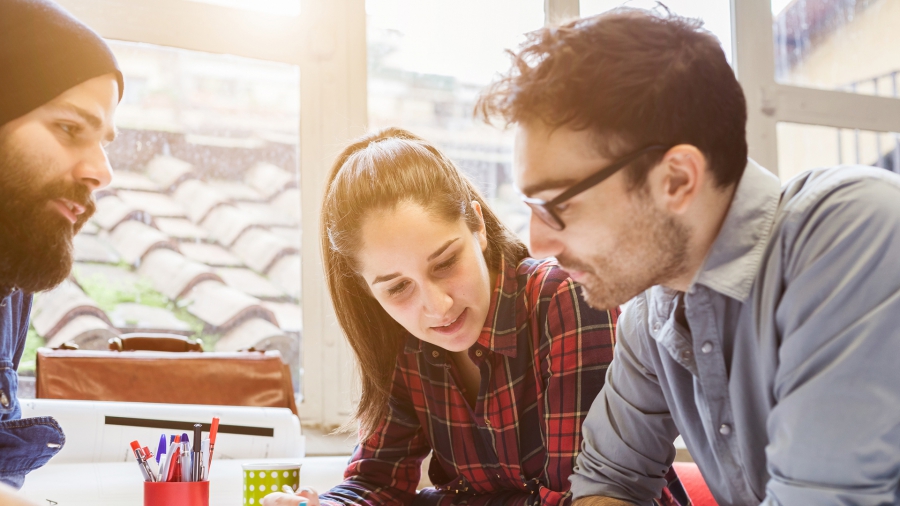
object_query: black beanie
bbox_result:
[0,0,124,128]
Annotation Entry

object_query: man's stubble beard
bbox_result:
[562,196,691,310]
[0,135,96,295]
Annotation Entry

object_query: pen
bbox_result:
[191,424,203,482]
[181,432,192,482]
[143,446,159,482]
[207,417,220,473]
[166,435,182,482]
[130,441,156,482]
[156,434,167,467]
[200,439,210,480]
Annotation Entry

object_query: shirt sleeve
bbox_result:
[762,175,900,505]
[569,296,680,506]
[318,364,432,506]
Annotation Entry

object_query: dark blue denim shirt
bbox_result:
[0,289,65,489]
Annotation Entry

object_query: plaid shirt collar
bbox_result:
[403,257,520,365]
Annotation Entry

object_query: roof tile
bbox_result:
[215,317,297,363]
[231,228,298,274]
[178,242,244,267]
[181,280,277,330]
[110,171,161,192]
[45,314,120,350]
[138,249,222,299]
[154,217,210,241]
[145,155,195,191]
[31,280,112,339]
[109,220,178,266]
[234,202,296,228]
[108,303,194,334]
[270,189,301,224]
[172,179,230,223]
[117,190,187,218]
[73,234,120,264]
[72,263,142,295]
[267,254,301,300]
[200,205,256,246]
[261,301,302,333]
[92,195,148,231]
[268,226,301,249]
[205,180,263,202]
[214,267,287,300]
[246,162,297,200]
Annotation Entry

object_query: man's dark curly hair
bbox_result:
[477,7,748,189]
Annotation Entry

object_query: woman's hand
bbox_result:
[261,486,320,506]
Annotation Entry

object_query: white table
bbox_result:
[19,457,350,506]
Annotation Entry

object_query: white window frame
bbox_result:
[56,0,367,429]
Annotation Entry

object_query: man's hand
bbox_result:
[261,486,320,506]
[573,497,635,506]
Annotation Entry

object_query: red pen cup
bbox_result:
[144,481,209,506]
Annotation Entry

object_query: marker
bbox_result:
[130,441,156,482]
[207,417,220,473]
[191,424,203,482]
[181,433,192,481]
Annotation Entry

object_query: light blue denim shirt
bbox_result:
[571,161,900,506]
[0,289,65,489]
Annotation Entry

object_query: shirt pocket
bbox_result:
[0,362,18,418]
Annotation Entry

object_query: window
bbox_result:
[777,123,900,180]
[25,42,303,389]
[367,0,544,244]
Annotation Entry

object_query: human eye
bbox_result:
[58,122,82,137]
[387,280,409,296]
[435,255,459,272]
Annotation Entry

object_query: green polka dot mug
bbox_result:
[242,463,302,505]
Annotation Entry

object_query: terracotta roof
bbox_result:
[138,248,222,299]
[205,180,264,202]
[92,195,148,231]
[234,202,296,228]
[271,189,301,224]
[178,242,244,267]
[201,205,257,247]
[172,179,230,223]
[215,317,296,361]
[117,190,187,218]
[31,281,113,339]
[45,314,120,350]
[261,301,302,333]
[110,171,161,192]
[109,220,178,266]
[267,255,301,300]
[214,267,287,300]
[73,234,120,264]
[154,217,210,242]
[231,228,298,274]
[145,155,196,191]
[181,280,278,330]
[107,303,194,334]
[246,162,297,200]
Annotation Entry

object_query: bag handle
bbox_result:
[108,333,204,352]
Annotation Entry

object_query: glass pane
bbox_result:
[367,0,544,244]
[777,122,900,180]
[20,42,303,393]
[774,0,900,96]
[580,0,733,64]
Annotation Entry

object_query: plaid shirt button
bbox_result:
[475,349,483,357]
[484,418,491,427]
[432,350,440,358]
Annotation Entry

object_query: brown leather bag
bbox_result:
[36,333,298,415]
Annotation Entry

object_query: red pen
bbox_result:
[207,417,220,473]
[167,435,182,482]
[130,441,156,482]
[142,446,158,481]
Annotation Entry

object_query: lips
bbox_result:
[431,308,468,335]
[50,198,86,224]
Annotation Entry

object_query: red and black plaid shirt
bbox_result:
[320,258,690,506]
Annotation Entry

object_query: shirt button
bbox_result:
[484,418,491,428]
[680,349,693,361]
[652,322,662,333]
[475,350,483,357]
[0,391,8,408]
[719,424,732,436]
[701,342,714,354]
[432,350,440,358]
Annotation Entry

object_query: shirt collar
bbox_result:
[404,256,520,364]
[690,159,781,301]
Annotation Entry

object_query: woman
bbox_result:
[264,129,688,506]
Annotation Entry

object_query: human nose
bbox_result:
[72,142,113,191]
[528,212,564,260]
[420,280,453,320]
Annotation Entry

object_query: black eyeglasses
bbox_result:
[521,144,669,231]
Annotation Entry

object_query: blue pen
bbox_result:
[181,432,192,481]
[156,434,167,466]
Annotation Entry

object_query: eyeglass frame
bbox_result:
[521,144,670,231]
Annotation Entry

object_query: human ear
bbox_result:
[652,145,706,215]
[471,201,488,252]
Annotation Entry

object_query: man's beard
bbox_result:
[0,138,96,295]
[559,195,690,310]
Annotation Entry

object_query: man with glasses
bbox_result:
[479,7,900,506]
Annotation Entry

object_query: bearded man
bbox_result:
[479,7,900,506]
[0,0,121,488]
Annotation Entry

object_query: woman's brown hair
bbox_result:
[321,128,528,437]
